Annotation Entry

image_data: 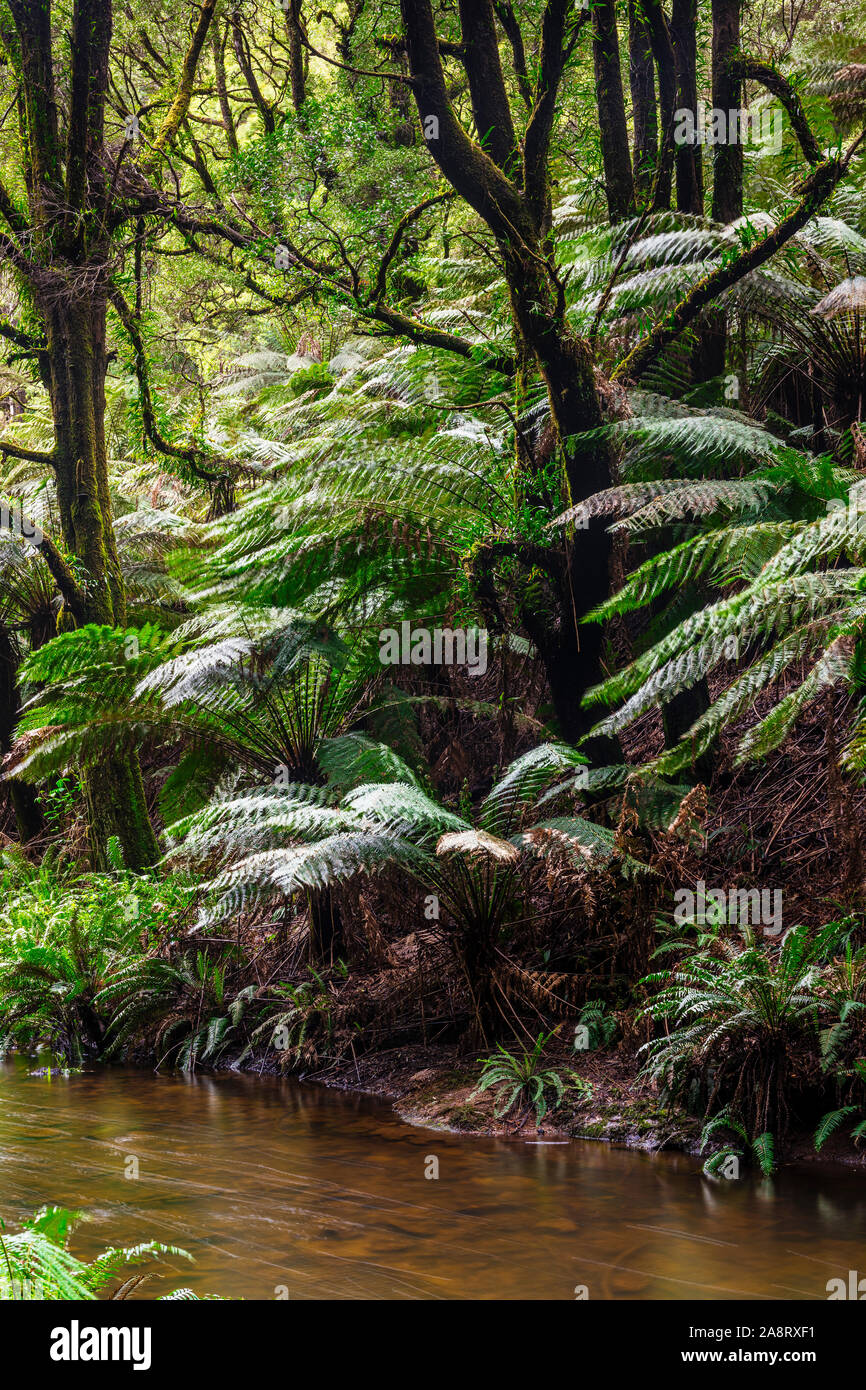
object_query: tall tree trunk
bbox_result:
[629,0,658,204]
[286,0,306,110]
[711,0,743,222]
[695,0,743,391]
[399,0,622,751]
[212,26,238,153]
[671,0,703,213]
[42,299,123,625]
[642,0,677,209]
[593,0,636,222]
[0,0,218,871]
[504,257,620,756]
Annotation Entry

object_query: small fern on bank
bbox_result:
[472,1031,590,1125]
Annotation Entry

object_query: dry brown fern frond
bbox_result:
[666,782,707,850]
[494,957,578,1015]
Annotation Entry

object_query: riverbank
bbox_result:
[14,1033,866,1168]
[235,1042,866,1170]
[307,1042,694,1149]
[8,1056,866,1302]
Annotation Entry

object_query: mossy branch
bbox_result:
[612,140,863,385]
[0,502,86,620]
[730,56,823,166]
[144,0,218,169]
[108,286,232,487]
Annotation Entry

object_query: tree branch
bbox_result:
[398,0,532,248]
[230,8,275,135]
[0,320,44,354]
[457,0,519,173]
[108,285,234,486]
[493,3,532,109]
[524,0,588,228]
[372,191,454,301]
[156,193,515,372]
[0,503,87,619]
[66,0,113,215]
[145,0,218,167]
[366,298,514,374]
[0,438,55,465]
[612,140,863,383]
[301,28,415,83]
[730,56,823,166]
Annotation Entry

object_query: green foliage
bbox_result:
[288,363,334,397]
[239,970,334,1070]
[40,776,81,828]
[700,1110,776,1177]
[0,0,861,1187]
[472,1032,590,1125]
[95,951,255,1071]
[0,850,199,1061]
[12,624,180,783]
[0,1206,200,1301]
[578,413,866,771]
[814,1059,866,1151]
[640,924,834,1134]
[167,742,645,1037]
[575,999,618,1049]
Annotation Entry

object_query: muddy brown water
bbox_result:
[1,1058,864,1300]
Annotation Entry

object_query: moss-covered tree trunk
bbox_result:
[286,0,306,111]
[0,0,214,871]
[399,0,624,753]
[504,256,618,753]
[39,293,159,869]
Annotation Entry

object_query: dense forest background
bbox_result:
[0,0,864,1177]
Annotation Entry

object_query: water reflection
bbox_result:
[0,1058,863,1300]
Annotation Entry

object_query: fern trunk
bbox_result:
[0,621,44,842]
[455,916,500,1047]
[308,889,344,964]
